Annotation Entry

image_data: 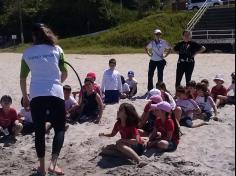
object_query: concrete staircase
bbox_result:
[191,7,235,52]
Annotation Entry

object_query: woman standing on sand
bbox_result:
[20,23,67,175]
[145,29,172,92]
[174,30,206,88]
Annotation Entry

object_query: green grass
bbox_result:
[0,11,194,54]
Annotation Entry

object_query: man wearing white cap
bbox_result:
[145,29,172,91]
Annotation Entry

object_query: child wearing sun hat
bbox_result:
[211,74,227,107]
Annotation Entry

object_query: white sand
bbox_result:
[0,53,235,176]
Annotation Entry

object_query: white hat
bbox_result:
[146,88,161,100]
[213,74,225,83]
[154,29,162,34]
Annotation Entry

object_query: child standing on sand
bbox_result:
[175,86,208,128]
[101,59,123,104]
[99,103,148,168]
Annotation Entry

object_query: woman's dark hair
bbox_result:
[121,75,125,85]
[0,95,12,103]
[196,82,210,102]
[32,23,58,46]
[117,103,140,127]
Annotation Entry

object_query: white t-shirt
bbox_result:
[101,69,123,92]
[19,109,33,123]
[65,96,77,111]
[146,39,171,61]
[22,45,64,100]
[122,83,130,93]
[126,78,138,88]
[195,96,215,112]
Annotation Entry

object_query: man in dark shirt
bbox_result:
[174,30,206,88]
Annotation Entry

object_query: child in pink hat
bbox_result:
[139,95,163,137]
[147,101,180,152]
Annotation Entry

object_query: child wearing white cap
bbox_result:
[211,74,227,107]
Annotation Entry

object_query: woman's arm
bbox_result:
[20,60,30,107]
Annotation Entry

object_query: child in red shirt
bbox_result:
[211,74,227,107]
[99,103,148,168]
[148,101,180,152]
[0,95,23,139]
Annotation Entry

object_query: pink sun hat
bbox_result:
[150,101,172,113]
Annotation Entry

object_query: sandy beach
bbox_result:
[0,53,235,176]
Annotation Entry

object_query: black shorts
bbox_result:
[131,143,145,156]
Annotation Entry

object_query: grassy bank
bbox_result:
[1,11,194,54]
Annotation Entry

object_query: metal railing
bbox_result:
[187,0,209,30]
[191,29,235,39]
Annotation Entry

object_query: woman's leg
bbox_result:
[157,60,166,83]
[185,62,195,85]
[48,97,66,174]
[30,97,47,174]
[175,63,185,88]
[148,60,157,91]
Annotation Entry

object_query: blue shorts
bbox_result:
[180,116,193,128]
[202,110,213,121]
[104,90,120,104]
[228,96,235,104]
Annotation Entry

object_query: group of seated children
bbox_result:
[98,72,235,167]
[99,101,180,168]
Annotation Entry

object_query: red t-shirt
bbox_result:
[112,121,140,140]
[211,85,227,100]
[79,83,101,98]
[144,103,151,113]
[0,108,18,128]
[155,116,179,145]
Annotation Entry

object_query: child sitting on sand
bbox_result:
[186,80,197,99]
[175,86,208,128]
[126,71,138,98]
[217,72,235,105]
[99,103,148,168]
[139,95,163,136]
[0,95,23,139]
[120,75,130,99]
[18,97,34,135]
[148,101,180,152]
[195,83,219,121]
[156,82,182,122]
[211,74,227,107]
[63,85,78,120]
